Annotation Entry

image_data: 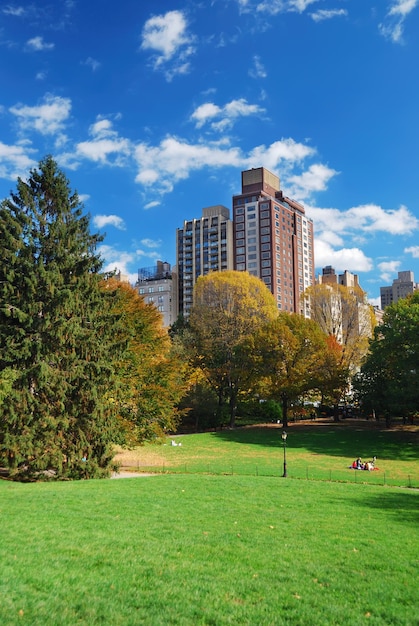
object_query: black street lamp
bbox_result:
[281,430,288,478]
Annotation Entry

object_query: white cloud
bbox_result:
[377,260,401,283]
[379,0,419,43]
[315,240,373,272]
[0,141,36,180]
[405,245,419,258]
[82,57,101,71]
[93,214,126,230]
[2,6,26,16]
[308,203,419,237]
[141,238,162,248]
[191,98,265,131]
[310,9,348,22]
[287,164,339,198]
[140,10,196,79]
[134,136,243,192]
[26,36,54,51]
[249,55,267,79]
[98,245,138,285]
[253,0,320,15]
[247,138,315,171]
[10,94,71,135]
[73,118,131,165]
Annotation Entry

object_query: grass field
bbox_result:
[1,420,418,625]
[114,420,419,489]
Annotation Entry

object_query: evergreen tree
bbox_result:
[0,156,121,479]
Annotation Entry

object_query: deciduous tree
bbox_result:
[189,271,278,427]
[354,292,419,423]
[254,313,328,427]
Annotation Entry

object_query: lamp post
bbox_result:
[281,430,288,478]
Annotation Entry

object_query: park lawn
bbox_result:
[0,474,418,625]
[114,420,419,488]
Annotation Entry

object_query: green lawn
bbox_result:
[115,420,419,488]
[1,421,418,625]
[0,475,418,625]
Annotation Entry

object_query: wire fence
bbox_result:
[117,461,418,489]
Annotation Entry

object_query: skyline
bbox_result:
[1,0,419,306]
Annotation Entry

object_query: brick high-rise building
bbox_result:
[232,167,315,314]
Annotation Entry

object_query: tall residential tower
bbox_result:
[232,168,315,314]
[176,205,233,318]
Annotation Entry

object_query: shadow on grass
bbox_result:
[209,420,419,462]
[344,489,419,528]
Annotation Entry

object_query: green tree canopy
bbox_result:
[0,156,124,479]
[354,292,419,422]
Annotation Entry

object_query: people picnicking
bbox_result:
[350,456,378,471]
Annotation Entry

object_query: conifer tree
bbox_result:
[0,156,121,479]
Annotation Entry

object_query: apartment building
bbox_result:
[176,205,233,318]
[136,260,176,327]
[232,167,315,314]
[380,270,419,309]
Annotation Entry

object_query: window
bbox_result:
[148,287,154,293]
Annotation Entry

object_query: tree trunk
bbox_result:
[281,395,288,428]
[229,390,237,428]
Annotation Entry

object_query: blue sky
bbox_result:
[1,0,418,305]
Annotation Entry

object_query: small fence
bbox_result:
[118,461,418,489]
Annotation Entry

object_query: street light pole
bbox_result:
[281,430,287,478]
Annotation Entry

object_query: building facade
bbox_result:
[176,205,233,318]
[136,260,176,327]
[380,270,419,309]
[232,168,315,314]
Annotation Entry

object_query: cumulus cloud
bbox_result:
[134,136,243,192]
[93,214,126,230]
[308,203,419,237]
[9,93,71,135]
[190,98,265,131]
[405,245,419,258]
[287,164,339,198]
[377,260,401,283]
[140,10,196,79]
[98,245,138,284]
[26,36,54,51]
[247,138,315,171]
[72,117,131,166]
[0,141,36,180]
[314,240,373,273]
[310,9,348,22]
[379,0,419,43]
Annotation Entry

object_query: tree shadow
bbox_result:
[338,489,419,528]
[209,421,419,462]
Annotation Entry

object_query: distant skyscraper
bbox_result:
[176,205,233,318]
[136,260,176,327]
[380,270,419,309]
[232,168,315,314]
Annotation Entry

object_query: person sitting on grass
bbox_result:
[351,457,363,469]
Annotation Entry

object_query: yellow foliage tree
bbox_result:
[189,271,278,427]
